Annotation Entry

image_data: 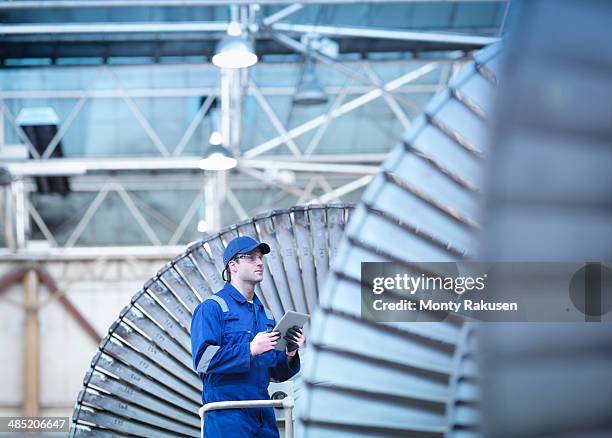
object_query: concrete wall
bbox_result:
[0,258,167,418]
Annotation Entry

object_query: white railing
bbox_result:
[199,396,295,438]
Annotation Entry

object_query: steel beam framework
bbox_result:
[1,55,461,255]
[1,168,377,254]
[0,22,499,48]
[2,59,453,171]
[270,23,500,46]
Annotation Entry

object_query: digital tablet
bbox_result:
[272,311,309,351]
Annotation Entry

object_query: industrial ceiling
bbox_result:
[0,0,511,255]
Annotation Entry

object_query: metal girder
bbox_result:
[121,96,171,157]
[2,164,373,253]
[0,38,482,61]
[2,184,17,250]
[363,63,411,130]
[168,184,206,245]
[113,183,163,246]
[204,171,226,232]
[12,180,27,249]
[61,181,164,248]
[243,61,440,158]
[249,80,302,156]
[220,68,242,152]
[0,39,218,62]
[225,188,249,220]
[306,174,373,204]
[0,22,501,41]
[5,156,386,174]
[0,0,508,10]
[41,96,88,159]
[268,31,444,124]
[0,53,451,252]
[236,167,307,199]
[240,160,380,174]
[63,183,112,248]
[272,23,500,46]
[304,78,353,156]
[173,94,217,157]
[0,84,442,99]
[3,62,438,169]
[0,246,186,261]
[262,4,304,27]
[26,199,58,247]
[270,31,388,89]
[0,22,227,35]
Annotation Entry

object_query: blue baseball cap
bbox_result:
[223,236,270,267]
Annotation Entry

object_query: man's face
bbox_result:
[229,248,265,283]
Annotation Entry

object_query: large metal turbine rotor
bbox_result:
[70,205,356,437]
[70,40,502,437]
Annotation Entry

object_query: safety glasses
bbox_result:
[234,253,265,263]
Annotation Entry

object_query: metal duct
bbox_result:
[299,43,502,438]
[17,107,71,196]
[479,2,612,437]
[70,204,356,437]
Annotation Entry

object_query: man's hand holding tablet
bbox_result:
[272,310,309,352]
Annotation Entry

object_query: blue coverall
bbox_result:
[191,283,300,437]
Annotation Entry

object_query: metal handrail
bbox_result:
[198,396,295,438]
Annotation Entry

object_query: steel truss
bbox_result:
[2,51,465,255]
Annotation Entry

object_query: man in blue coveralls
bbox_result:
[191,236,305,437]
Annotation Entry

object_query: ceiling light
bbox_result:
[198,144,237,171]
[197,219,209,233]
[227,21,242,37]
[294,56,328,106]
[209,131,222,146]
[212,22,258,69]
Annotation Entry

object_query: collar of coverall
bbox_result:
[224,282,264,308]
